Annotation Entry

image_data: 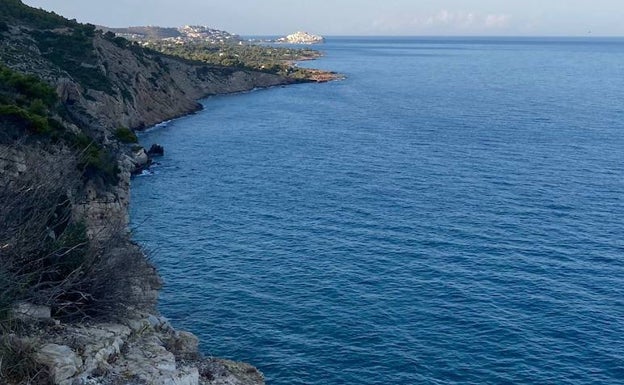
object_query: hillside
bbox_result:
[0,1,322,384]
[99,25,242,45]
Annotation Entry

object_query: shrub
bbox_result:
[30,30,114,94]
[0,64,58,106]
[114,127,138,143]
[69,133,120,185]
[0,148,78,321]
[0,335,47,384]
[0,104,50,134]
[0,145,153,326]
[50,222,89,279]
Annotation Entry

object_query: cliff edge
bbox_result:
[0,1,326,384]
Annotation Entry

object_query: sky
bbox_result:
[22,0,624,36]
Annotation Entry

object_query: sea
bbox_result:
[130,37,624,385]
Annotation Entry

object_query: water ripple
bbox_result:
[132,38,624,385]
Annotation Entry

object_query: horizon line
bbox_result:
[241,34,624,38]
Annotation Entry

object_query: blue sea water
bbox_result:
[130,37,624,385]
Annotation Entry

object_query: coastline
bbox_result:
[0,3,341,382]
[9,74,337,385]
[122,59,341,384]
[1,39,337,385]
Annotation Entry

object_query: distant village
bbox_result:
[105,25,242,45]
[276,31,325,44]
[105,25,325,46]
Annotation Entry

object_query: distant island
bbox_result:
[276,31,325,44]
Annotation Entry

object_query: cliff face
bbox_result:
[1,26,293,136]
[0,2,302,385]
[75,36,292,134]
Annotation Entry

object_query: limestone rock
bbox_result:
[36,344,83,385]
[75,324,131,376]
[133,148,149,168]
[131,147,151,174]
[12,302,51,320]
[56,78,82,104]
[198,359,265,385]
[110,334,199,385]
[171,331,200,359]
[147,143,165,156]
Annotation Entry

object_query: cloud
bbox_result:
[372,10,512,34]
[424,10,477,27]
[423,10,511,29]
[484,14,511,28]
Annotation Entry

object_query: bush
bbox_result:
[0,145,154,325]
[0,335,47,384]
[50,222,89,279]
[0,104,50,133]
[0,148,78,321]
[69,133,120,185]
[31,30,113,94]
[114,127,138,143]
[0,64,58,106]
[0,0,75,29]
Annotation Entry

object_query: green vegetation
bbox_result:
[72,132,120,186]
[0,1,113,93]
[0,0,76,30]
[0,64,58,135]
[114,126,139,143]
[32,26,114,93]
[146,40,322,78]
[0,65,119,184]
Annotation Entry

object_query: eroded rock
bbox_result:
[147,144,165,157]
[36,344,83,385]
[12,302,51,320]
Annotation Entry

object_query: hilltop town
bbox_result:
[99,25,242,45]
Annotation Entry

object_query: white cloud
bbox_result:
[373,10,512,34]
[425,10,478,27]
[485,14,511,28]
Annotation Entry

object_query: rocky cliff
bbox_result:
[0,1,322,384]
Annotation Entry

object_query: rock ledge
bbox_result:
[28,314,264,385]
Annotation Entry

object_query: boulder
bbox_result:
[133,148,150,168]
[36,344,83,385]
[147,144,165,157]
[56,78,82,104]
[12,302,51,320]
[172,331,200,359]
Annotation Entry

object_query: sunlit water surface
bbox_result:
[131,37,624,385]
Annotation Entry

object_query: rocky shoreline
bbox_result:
[2,55,317,385]
[16,305,266,385]
[0,2,338,384]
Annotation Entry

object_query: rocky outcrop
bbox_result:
[1,4,298,385]
[147,144,164,157]
[36,344,83,385]
[0,27,295,142]
[28,313,264,385]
